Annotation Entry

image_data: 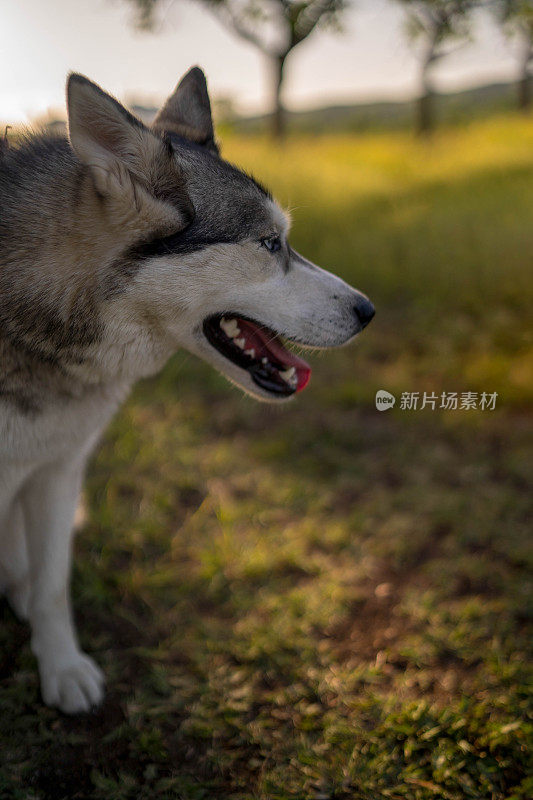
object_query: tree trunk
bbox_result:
[518,39,532,112]
[417,89,433,136]
[518,73,531,111]
[271,53,288,139]
[417,47,435,136]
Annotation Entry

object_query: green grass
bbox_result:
[1,115,532,799]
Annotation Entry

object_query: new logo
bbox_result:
[375,390,396,411]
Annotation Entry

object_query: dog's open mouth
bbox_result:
[203,314,311,397]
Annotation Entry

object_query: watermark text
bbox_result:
[375,391,498,411]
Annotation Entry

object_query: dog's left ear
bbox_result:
[152,66,219,155]
[67,73,194,237]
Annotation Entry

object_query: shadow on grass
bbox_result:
[2,388,530,799]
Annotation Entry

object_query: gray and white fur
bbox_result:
[0,68,374,713]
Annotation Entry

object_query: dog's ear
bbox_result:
[67,73,193,236]
[152,66,219,155]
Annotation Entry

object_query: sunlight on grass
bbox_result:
[227,115,533,316]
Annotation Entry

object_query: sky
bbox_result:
[0,0,520,124]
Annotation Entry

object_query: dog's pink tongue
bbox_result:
[237,319,311,392]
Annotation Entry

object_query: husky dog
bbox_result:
[0,68,374,713]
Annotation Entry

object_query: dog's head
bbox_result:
[67,69,374,400]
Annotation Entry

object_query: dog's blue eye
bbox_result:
[261,236,281,253]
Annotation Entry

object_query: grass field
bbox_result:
[1,115,532,799]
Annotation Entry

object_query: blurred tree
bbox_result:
[124,0,347,138]
[395,1,480,134]
[495,1,533,110]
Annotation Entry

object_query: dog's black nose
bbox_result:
[354,296,375,329]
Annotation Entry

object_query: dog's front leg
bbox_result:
[23,456,104,714]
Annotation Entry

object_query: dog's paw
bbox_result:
[40,652,105,714]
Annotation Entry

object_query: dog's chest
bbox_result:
[0,381,130,468]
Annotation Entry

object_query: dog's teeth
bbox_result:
[279,367,296,382]
[245,348,255,358]
[220,318,240,338]
[235,338,246,349]
[220,318,232,336]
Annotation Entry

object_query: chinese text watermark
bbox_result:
[375,391,498,411]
